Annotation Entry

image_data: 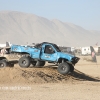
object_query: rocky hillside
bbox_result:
[0,11,100,46]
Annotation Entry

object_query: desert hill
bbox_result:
[0,11,100,46]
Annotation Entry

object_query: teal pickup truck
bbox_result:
[11,42,80,75]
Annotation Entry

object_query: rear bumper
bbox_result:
[71,57,80,65]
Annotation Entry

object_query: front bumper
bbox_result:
[71,57,80,65]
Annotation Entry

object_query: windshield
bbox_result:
[53,44,61,52]
[34,42,61,52]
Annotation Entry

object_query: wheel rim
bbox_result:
[0,63,4,67]
[61,65,66,71]
[22,60,26,65]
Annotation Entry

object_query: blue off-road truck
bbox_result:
[11,42,80,75]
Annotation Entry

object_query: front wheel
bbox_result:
[19,57,30,68]
[57,62,70,75]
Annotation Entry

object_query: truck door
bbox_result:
[31,48,41,59]
[40,45,57,61]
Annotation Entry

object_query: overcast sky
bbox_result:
[0,0,100,30]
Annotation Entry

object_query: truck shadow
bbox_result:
[69,69,100,82]
[44,65,100,82]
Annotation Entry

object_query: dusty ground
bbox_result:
[0,56,100,100]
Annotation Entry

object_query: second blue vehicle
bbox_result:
[11,42,80,75]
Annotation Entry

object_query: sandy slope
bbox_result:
[0,56,100,100]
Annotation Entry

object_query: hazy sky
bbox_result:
[0,0,100,30]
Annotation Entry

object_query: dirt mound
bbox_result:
[0,66,71,84]
[0,64,99,84]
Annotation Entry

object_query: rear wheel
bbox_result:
[0,60,7,68]
[57,62,70,75]
[19,57,30,68]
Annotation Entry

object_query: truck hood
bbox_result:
[57,52,75,61]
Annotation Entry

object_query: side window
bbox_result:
[44,45,55,54]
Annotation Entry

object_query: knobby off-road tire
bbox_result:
[19,57,30,68]
[0,60,7,68]
[35,61,45,67]
[57,62,70,75]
